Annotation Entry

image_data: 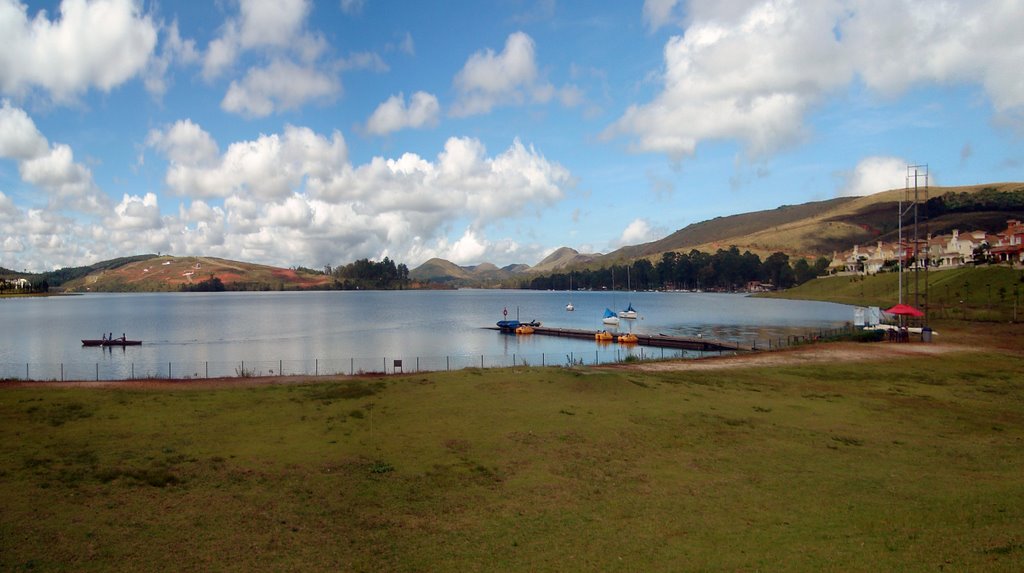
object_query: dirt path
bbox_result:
[615,341,971,372]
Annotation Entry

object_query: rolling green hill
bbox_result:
[764,265,1024,322]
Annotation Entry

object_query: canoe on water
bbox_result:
[82,339,142,347]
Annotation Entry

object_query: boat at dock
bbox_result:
[617,332,638,344]
[497,319,541,333]
[618,267,638,319]
[601,308,620,326]
[488,324,753,352]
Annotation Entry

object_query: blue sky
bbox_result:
[1,0,1022,272]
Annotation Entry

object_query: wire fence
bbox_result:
[0,325,859,383]
[2,347,724,382]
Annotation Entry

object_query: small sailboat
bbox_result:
[618,266,638,319]
[602,307,620,326]
[566,273,574,312]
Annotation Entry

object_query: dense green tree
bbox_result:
[793,258,816,285]
[762,252,795,289]
[331,257,411,289]
[181,275,225,292]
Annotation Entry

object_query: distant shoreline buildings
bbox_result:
[828,219,1024,275]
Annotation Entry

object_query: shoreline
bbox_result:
[2,338,993,389]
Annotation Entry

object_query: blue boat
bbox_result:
[496,319,541,333]
[602,308,620,326]
[496,319,521,333]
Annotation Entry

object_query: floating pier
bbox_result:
[486,326,755,352]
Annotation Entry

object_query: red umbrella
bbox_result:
[884,303,924,317]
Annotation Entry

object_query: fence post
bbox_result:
[481,355,484,369]
[513,353,516,366]
[168,362,172,379]
[351,358,354,376]
[280,360,283,376]
[61,364,63,382]
[206,361,208,378]
[26,363,29,380]
[542,353,545,367]
[315,358,318,376]
[131,363,134,379]
[96,363,98,381]
[447,356,450,371]
[416,357,419,372]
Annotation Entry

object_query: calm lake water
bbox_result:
[1,290,853,380]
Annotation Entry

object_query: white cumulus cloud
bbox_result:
[0,0,158,101]
[145,121,572,268]
[617,218,658,247]
[451,31,553,117]
[221,59,340,117]
[0,100,108,213]
[146,119,219,166]
[837,156,910,197]
[201,0,311,79]
[613,0,1024,160]
[108,192,162,230]
[366,91,440,136]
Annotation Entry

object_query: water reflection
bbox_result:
[1,290,853,378]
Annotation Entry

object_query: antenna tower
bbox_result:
[901,165,929,320]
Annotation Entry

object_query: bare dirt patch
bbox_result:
[619,341,970,373]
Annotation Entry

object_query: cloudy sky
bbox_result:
[1,0,1022,272]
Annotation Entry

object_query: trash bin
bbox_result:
[921,327,932,343]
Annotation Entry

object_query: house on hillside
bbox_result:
[1,278,31,291]
[827,251,846,275]
[863,241,896,274]
[841,245,868,274]
[990,219,1024,263]
[935,229,987,267]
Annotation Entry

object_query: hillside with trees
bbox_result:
[521,247,831,292]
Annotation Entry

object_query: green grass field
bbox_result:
[766,266,1024,322]
[2,339,1023,571]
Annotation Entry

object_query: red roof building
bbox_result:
[990,219,1024,263]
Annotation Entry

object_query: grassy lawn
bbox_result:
[2,338,1023,571]
[765,266,1024,322]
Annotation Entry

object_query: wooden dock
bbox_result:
[486,326,755,352]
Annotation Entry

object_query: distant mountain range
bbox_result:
[4,182,1021,291]
[410,182,1024,285]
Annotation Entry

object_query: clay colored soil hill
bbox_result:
[61,256,332,292]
